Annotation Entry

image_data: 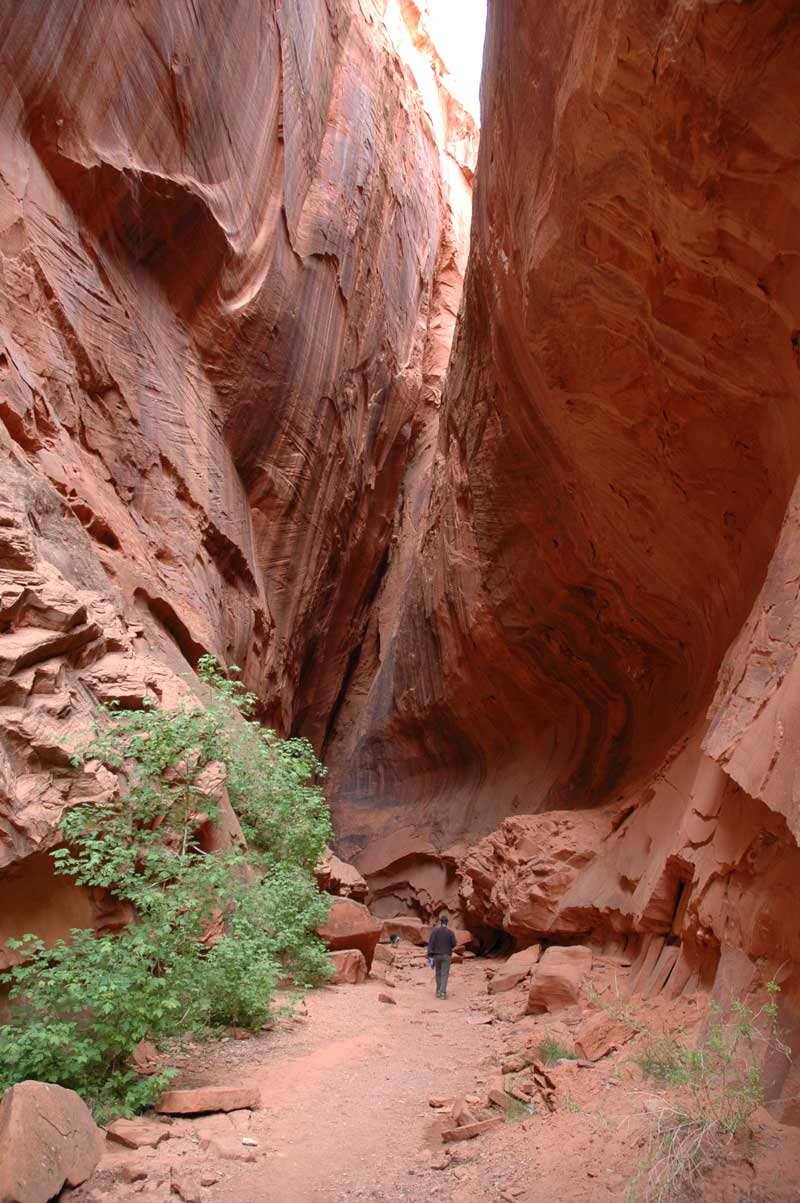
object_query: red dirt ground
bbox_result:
[66,948,800,1203]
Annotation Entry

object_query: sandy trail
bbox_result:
[99,947,505,1202]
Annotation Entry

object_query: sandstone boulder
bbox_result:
[488,945,541,994]
[381,916,426,945]
[329,948,368,984]
[526,946,593,1014]
[319,897,383,969]
[0,1081,103,1203]
[373,944,396,965]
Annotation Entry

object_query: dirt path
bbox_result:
[95,948,507,1203]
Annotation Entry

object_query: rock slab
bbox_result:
[574,1010,637,1062]
[488,945,541,994]
[106,1116,172,1149]
[156,1086,260,1115]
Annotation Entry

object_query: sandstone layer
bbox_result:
[331,0,800,849]
[324,0,800,1106]
[0,0,474,952]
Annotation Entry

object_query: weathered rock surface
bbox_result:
[459,813,613,939]
[329,948,368,985]
[319,896,383,970]
[526,946,593,1015]
[330,0,800,852]
[0,1080,103,1203]
[315,849,368,903]
[156,1086,260,1116]
[0,0,474,948]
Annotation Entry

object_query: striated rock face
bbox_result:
[331,0,800,850]
[325,0,800,1098]
[0,1,474,949]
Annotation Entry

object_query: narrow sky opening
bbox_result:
[426,0,487,123]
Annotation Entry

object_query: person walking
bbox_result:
[427,915,458,999]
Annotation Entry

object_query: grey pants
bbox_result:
[434,954,452,996]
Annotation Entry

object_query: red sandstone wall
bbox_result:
[0,0,474,954]
[325,2,800,1071]
[329,0,800,855]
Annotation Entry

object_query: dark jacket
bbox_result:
[428,924,457,957]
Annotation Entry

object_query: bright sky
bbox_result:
[425,0,487,122]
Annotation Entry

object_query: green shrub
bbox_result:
[629,982,785,1203]
[0,657,332,1119]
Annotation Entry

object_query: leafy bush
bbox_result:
[0,657,332,1119]
[629,982,786,1203]
[537,1035,577,1066]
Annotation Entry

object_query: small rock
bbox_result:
[441,1117,504,1142]
[241,1137,258,1147]
[119,1166,149,1183]
[107,1118,172,1149]
[429,1097,455,1109]
[200,1174,219,1187]
[430,1154,450,1171]
[487,1085,511,1111]
[378,992,397,1005]
[131,1040,162,1076]
[451,1097,479,1128]
[170,1169,202,1203]
[200,1137,257,1163]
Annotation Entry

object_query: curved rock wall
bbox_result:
[329,0,800,857]
[325,0,800,1076]
[0,0,474,952]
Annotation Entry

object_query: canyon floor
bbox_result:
[66,949,800,1203]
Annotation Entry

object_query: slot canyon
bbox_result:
[2,0,800,1198]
